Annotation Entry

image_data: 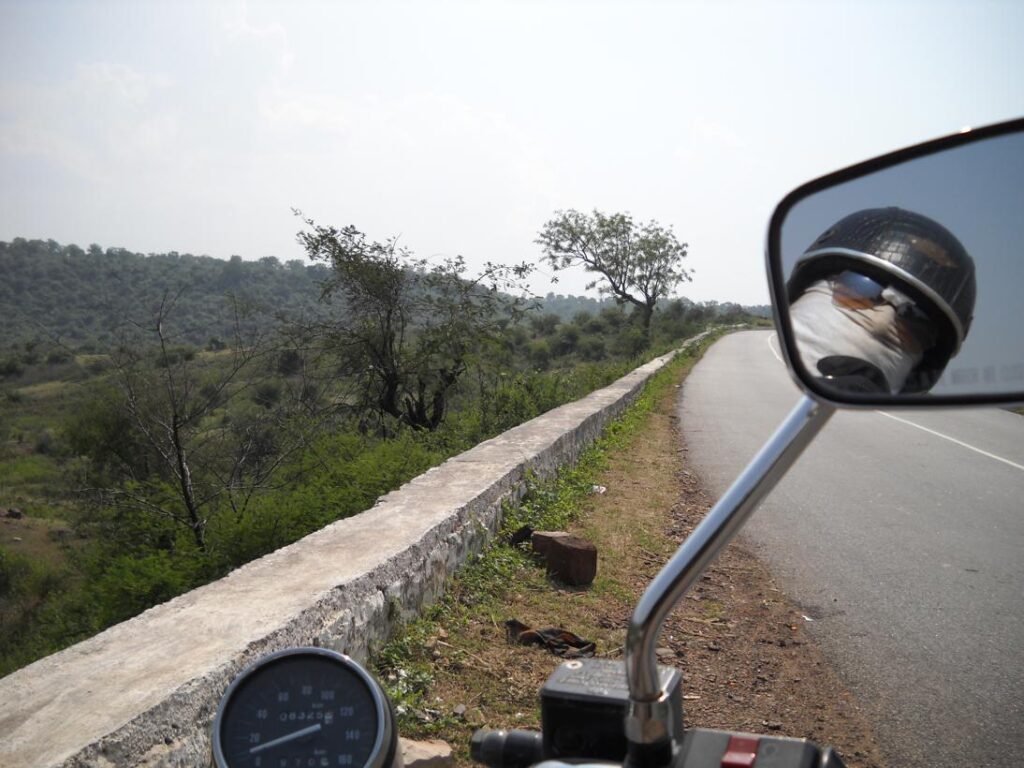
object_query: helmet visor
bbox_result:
[831,271,929,322]
[830,270,937,351]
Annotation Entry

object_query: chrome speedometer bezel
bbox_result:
[211,646,397,768]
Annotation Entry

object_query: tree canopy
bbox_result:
[296,217,533,431]
[536,209,692,335]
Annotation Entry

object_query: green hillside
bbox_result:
[0,238,331,352]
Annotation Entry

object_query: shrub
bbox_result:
[578,336,606,362]
[0,358,24,377]
[277,349,303,376]
[527,340,551,370]
[552,324,580,356]
[253,381,282,408]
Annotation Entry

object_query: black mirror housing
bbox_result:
[767,117,1024,407]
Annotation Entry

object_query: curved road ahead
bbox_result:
[679,330,1023,768]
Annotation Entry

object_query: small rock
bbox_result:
[452,704,467,718]
[5,508,24,519]
[656,647,673,659]
[401,738,453,768]
[437,628,448,640]
[11,536,22,543]
[590,484,607,495]
[531,530,572,557]
[766,722,783,731]
[706,643,721,652]
[531,531,597,587]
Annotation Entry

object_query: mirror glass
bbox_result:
[777,129,1024,400]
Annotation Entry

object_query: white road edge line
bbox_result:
[876,411,1024,472]
[763,332,1021,472]
[767,332,783,363]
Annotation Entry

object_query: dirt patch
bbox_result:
[0,515,76,565]
[659,463,883,766]
[386,360,884,767]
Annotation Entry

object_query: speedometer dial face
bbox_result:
[213,648,393,768]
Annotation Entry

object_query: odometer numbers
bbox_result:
[212,648,397,768]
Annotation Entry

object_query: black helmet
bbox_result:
[788,207,976,392]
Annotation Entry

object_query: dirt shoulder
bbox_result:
[378,350,884,767]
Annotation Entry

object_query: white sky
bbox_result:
[1,0,1021,304]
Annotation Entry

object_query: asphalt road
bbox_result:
[679,330,1024,768]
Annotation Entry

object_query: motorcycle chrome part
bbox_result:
[625,394,834,747]
[623,694,674,745]
[212,647,399,768]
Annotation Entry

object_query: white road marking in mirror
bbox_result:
[767,333,783,363]
[876,412,1024,472]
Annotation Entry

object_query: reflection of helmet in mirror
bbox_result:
[788,207,976,392]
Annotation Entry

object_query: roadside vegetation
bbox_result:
[0,230,768,677]
[370,346,704,745]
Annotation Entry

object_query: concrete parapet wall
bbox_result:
[0,340,699,768]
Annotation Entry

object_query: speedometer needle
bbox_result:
[249,723,322,754]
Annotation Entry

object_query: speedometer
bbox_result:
[212,647,400,768]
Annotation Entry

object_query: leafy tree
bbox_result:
[536,209,692,336]
[612,326,649,358]
[296,216,533,432]
[276,348,304,376]
[0,358,23,377]
[552,323,581,356]
[72,291,313,553]
[527,339,551,370]
[253,380,282,408]
[529,312,561,337]
[578,335,606,362]
[219,255,245,288]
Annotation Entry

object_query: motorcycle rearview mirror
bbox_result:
[767,117,1024,407]
[616,117,1024,768]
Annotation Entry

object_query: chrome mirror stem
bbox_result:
[625,394,835,748]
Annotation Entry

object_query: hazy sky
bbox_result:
[1,0,1021,304]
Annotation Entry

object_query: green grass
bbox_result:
[15,380,76,399]
[0,454,58,487]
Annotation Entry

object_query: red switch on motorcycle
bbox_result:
[721,735,759,767]
[678,728,823,767]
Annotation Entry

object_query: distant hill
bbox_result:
[537,293,616,320]
[0,238,331,352]
[0,238,772,355]
[536,293,771,321]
